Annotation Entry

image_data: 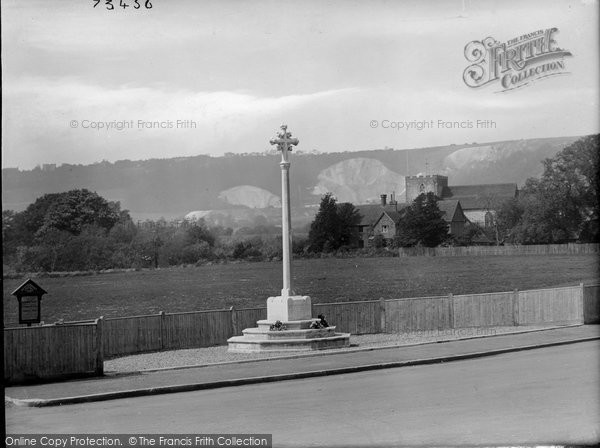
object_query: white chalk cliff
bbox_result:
[184,210,212,221]
[218,185,281,209]
[443,140,550,171]
[312,158,405,204]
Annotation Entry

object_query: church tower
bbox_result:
[405,174,448,203]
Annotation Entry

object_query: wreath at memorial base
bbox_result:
[310,314,330,329]
[269,320,287,331]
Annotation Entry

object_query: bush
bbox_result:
[181,241,213,264]
[232,240,264,260]
[373,235,386,248]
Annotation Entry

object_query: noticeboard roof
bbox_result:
[12,278,47,297]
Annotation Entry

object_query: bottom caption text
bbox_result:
[6,435,272,448]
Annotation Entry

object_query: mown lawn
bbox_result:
[3,254,598,326]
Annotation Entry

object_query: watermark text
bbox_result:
[69,119,198,130]
[369,119,496,130]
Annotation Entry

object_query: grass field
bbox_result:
[3,254,598,326]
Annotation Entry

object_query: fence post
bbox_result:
[579,282,585,323]
[159,311,165,350]
[512,289,520,326]
[230,306,238,336]
[379,297,386,333]
[95,316,104,376]
[448,293,454,329]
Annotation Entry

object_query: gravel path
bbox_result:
[104,324,569,373]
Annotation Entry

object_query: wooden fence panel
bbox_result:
[4,323,99,384]
[583,284,600,324]
[163,310,233,349]
[233,307,267,335]
[103,315,162,357]
[453,292,513,328]
[313,301,380,334]
[518,286,583,325]
[398,243,599,257]
[384,296,452,332]
[6,283,594,384]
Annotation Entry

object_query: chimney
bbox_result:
[390,192,396,204]
[380,194,387,206]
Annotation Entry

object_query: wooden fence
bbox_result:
[103,314,162,357]
[233,307,267,336]
[517,286,584,325]
[163,309,232,351]
[313,300,382,335]
[4,321,102,384]
[398,243,599,257]
[452,291,514,328]
[5,283,598,384]
[96,284,587,357]
[583,284,600,324]
[102,309,235,357]
[384,296,453,332]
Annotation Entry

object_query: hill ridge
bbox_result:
[2,135,582,219]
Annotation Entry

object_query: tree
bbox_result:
[37,189,125,236]
[495,197,525,244]
[307,194,361,252]
[396,193,449,247]
[3,210,20,257]
[185,219,215,247]
[14,189,128,240]
[538,134,599,242]
[542,134,598,213]
[308,193,341,252]
[504,134,599,243]
[336,202,362,247]
[512,179,570,243]
[15,193,63,237]
[4,190,133,272]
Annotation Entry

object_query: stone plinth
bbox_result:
[227,325,350,352]
[227,295,351,353]
[266,295,311,322]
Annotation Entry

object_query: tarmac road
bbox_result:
[6,341,600,446]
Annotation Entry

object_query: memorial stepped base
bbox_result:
[227,319,351,352]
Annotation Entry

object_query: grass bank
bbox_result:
[3,254,598,326]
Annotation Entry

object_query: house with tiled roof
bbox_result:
[354,194,468,247]
[354,202,403,248]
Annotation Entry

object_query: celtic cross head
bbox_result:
[270,124,299,163]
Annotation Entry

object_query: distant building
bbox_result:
[405,174,518,227]
[355,203,404,247]
[353,194,468,247]
[405,174,449,203]
[437,199,469,236]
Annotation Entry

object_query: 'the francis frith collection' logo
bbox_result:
[463,28,572,92]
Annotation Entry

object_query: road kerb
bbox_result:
[6,335,599,408]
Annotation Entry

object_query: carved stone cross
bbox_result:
[269,124,299,298]
[270,124,299,164]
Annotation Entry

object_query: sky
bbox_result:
[2,0,599,169]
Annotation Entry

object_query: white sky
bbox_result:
[2,0,599,169]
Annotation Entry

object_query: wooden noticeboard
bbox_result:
[12,279,47,326]
[20,296,41,322]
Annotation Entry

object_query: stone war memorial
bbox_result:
[228,125,350,352]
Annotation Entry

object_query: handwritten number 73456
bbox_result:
[93,0,153,9]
